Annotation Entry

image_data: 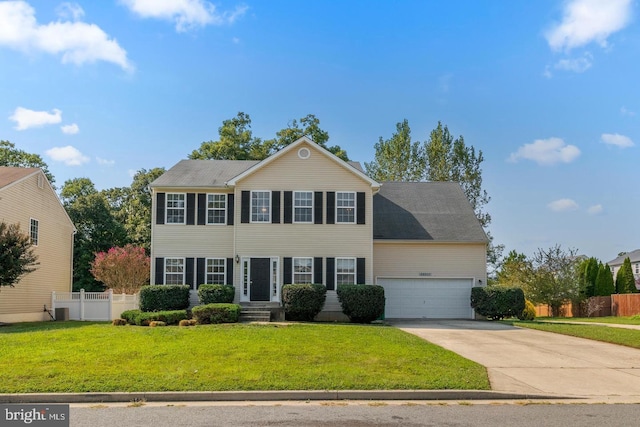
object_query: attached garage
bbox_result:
[377,278,474,319]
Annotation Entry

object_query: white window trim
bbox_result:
[164,257,185,285]
[335,257,357,285]
[165,193,186,225]
[250,190,271,223]
[335,191,356,224]
[293,191,314,224]
[29,218,39,246]
[293,257,314,284]
[206,257,226,285]
[206,194,227,225]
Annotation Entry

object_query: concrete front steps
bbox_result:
[239,302,284,322]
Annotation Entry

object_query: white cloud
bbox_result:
[601,133,634,148]
[548,199,579,212]
[554,53,593,72]
[587,204,603,215]
[96,157,115,166]
[56,2,85,21]
[545,0,632,52]
[9,107,62,130]
[0,1,132,71]
[46,146,90,166]
[121,0,248,32]
[620,106,636,116]
[509,137,581,165]
[61,123,79,135]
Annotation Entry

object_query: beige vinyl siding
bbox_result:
[373,241,486,284]
[0,172,75,322]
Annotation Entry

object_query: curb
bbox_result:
[0,390,576,404]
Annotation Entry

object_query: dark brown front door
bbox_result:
[250,258,270,301]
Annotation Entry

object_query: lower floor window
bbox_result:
[293,257,313,284]
[165,258,185,284]
[206,258,226,284]
[336,257,356,285]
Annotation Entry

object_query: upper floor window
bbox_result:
[165,258,185,284]
[294,191,313,223]
[336,192,355,223]
[293,257,313,284]
[636,263,639,274]
[166,193,185,224]
[251,191,271,223]
[336,257,356,285]
[207,194,226,224]
[206,258,226,284]
[30,218,39,246]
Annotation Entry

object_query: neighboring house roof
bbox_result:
[373,181,488,243]
[607,249,640,267]
[0,167,41,189]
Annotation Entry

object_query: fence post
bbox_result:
[80,289,85,321]
[108,289,113,321]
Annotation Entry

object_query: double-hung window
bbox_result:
[336,257,356,285]
[251,191,271,223]
[166,193,186,224]
[207,194,226,224]
[293,257,313,284]
[165,258,185,284]
[30,218,39,246]
[336,192,355,223]
[294,191,313,223]
[206,258,226,284]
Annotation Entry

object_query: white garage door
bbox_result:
[378,278,474,319]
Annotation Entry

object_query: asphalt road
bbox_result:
[70,402,640,427]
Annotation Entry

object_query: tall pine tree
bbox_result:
[594,262,614,296]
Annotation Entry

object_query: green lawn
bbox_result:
[509,321,640,350]
[539,316,640,325]
[0,322,489,393]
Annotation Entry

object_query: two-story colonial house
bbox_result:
[149,137,488,319]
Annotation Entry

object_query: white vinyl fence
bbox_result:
[51,289,139,321]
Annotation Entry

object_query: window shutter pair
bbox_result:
[196,257,234,288]
[283,191,324,224]
[283,257,324,284]
[325,257,366,290]
[241,191,281,223]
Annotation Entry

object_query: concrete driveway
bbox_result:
[393,320,640,398]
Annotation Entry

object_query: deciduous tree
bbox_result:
[90,245,150,294]
[0,140,54,184]
[365,119,425,181]
[0,222,38,289]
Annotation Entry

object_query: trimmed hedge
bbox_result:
[336,284,385,323]
[139,285,190,312]
[120,309,142,325]
[198,284,235,305]
[192,303,241,324]
[133,310,189,326]
[282,284,327,321]
[470,286,525,320]
[518,300,537,321]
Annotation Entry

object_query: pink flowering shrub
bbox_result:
[90,245,150,293]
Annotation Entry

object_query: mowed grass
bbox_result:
[0,322,489,393]
[541,316,640,325]
[510,321,640,350]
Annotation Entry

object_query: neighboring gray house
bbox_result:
[608,249,640,289]
[149,137,488,319]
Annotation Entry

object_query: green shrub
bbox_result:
[197,284,235,304]
[120,309,142,325]
[192,303,241,324]
[470,286,525,320]
[518,300,536,321]
[336,284,385,323]
[139,285,190,311]
[134,310,189,326]
[282,284,327,321]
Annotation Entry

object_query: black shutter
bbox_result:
[357,192,365,225]
[155,257,164,284]
[326,192,335,224]
[272,191,281,223]
[314,192,323,224]
[326,257,335,290]
[357,258,366,284]
[284,191,293,224]
[186,257,194,287]
[226,258,234,285]
[186,193,196,225]
[156,193,165,225]
[197,193,206,225]
[227,194,234,225]
[197,258,206,288]
[241,191,250,223]
[284,257,292,284]
[314,257,323,284]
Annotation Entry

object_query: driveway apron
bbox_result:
[393,320,640,398]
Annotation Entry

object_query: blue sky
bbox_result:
[1,0,638,263]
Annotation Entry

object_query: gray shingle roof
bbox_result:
[373,181,488,242]
[149,160,260,188]
[607,249,640,267]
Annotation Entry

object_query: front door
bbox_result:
[250,258,271,301]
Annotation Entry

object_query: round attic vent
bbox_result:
[298,147,311,159]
